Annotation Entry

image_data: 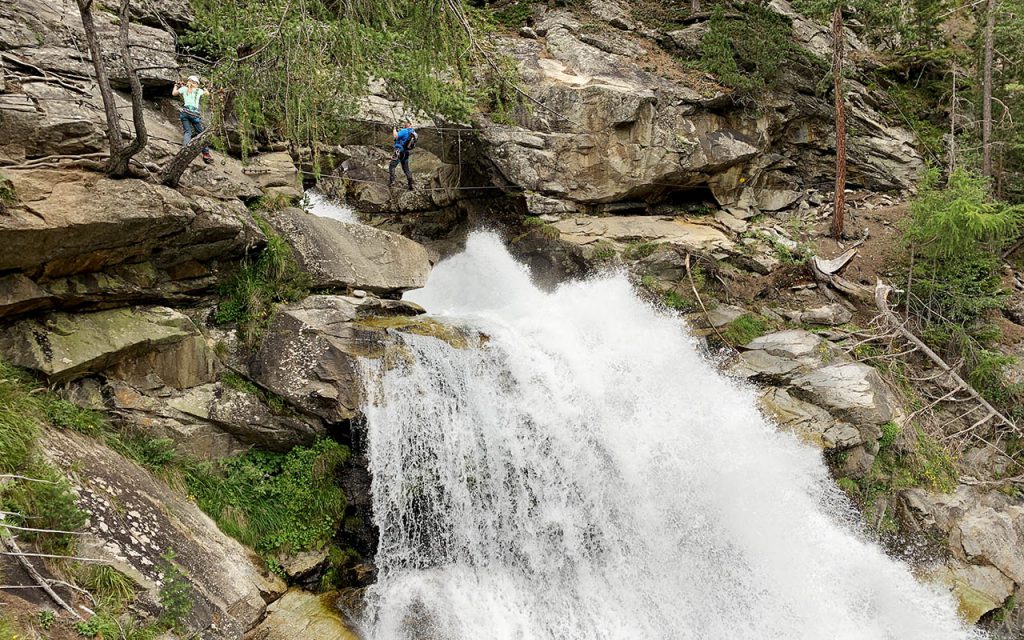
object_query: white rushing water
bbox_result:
[358,232,983,640]
[303,188,356,223]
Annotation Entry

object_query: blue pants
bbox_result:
[389,149,413,187]
[180,110,209,154]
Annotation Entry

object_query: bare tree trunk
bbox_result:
[691,0,701,14]
[159,130,211,187]
[75,0,124,160]
[75,0,148,178]
[832,3,847,240]
[982,0,996,180]
[949,67,957,172]
[107,0,148,177]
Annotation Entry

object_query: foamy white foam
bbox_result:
[303,188,356,223]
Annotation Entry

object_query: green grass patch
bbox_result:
[72,564,138,610]
[623,242,658,260]
[185,439,350,559]
[721,314,769,345]
[215,215,311,348]
[857,424,958,502]
[662,290,696,312]
[0,362,88,554]
[591,242,618,262]
[0,613,20,640]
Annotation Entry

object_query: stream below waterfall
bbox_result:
[355,232,985,640]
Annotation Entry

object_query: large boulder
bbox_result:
[0,170,263,314]
[244,589,360,640]
[166,382,326,452]
[0,306,198,384]
[1,0,177,87]
[758,387,861,450]
[42,428,286,638]
[243,152,303,199]
[252,295,470,423]
[791,362,894,426]
[266,208,431,294]
[552,216,734,253]
[900,487,1024,622]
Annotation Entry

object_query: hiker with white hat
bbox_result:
[172,75,213,164]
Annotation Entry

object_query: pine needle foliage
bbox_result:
[902,168,1024,411]
[906,169,1024,260]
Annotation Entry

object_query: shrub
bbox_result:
[185,440,350,557]
[157,551,194,633]
[699,4,806,95]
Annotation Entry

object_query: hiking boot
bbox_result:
[202,152,213,164]
[407,182,414,191]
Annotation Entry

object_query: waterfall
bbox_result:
[304,188,356,223]
[357,232,984,640]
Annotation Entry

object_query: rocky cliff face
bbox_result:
[2,0,1022,637]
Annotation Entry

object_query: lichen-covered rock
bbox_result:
[266,208,431,294]
[758,387,862,450]
[930,563,1016,624]
[167,382,325,451]
[0,306,197,384]
[552,216,734,253]
[42,428,286,638]
[901,487,1024,622]
[109,334,220,390]
[957,506,1024,584]
[244,589,360,640]
[252,295,469,422]
[791,363,893,426]
[744,330,834,361]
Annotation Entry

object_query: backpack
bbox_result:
[405,131,417,151]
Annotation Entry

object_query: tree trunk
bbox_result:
[159,130,212,188]
[106,0,148,177]
[691,0,701,14]
[981,0,996,180]
[831,3,847,240]
[75,0,124,160]
[74,0,148,178]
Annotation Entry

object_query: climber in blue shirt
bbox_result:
[389,121,417,190]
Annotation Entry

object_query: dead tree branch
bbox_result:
[0,536,82,620]
[875,281,1019,435]
[159,129,212,187]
